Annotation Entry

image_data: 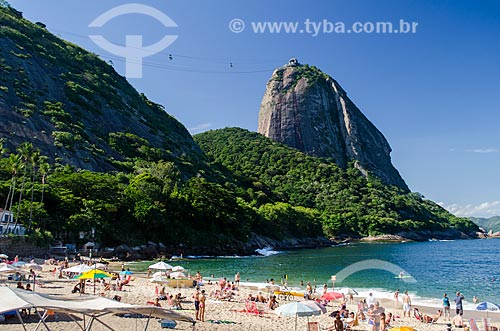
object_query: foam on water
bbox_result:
[255,247,281,256]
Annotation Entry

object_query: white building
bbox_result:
[0,209,26,236]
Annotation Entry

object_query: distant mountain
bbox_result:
[258,59,408,191]
[470,216,500,233]
[0,6,206,175]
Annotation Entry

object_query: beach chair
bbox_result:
[307,321,319,331]
[413,308,424,322]
[482,318,492,331]
[470,318,480,331]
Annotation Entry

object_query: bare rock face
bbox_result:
[258,61,409,191]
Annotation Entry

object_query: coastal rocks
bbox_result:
[258,60,409,191]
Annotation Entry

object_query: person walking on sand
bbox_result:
[199,290,206,322]
[235,272,240,286]
[443,293,451,321]
[403,290,411,318]
[193,287,201,320]
[394,289,399,308]
[454,291,464,316]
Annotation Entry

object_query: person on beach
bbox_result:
[473,295,478,303]
[422,309,442,323]
[334,315,344,331]
[193,287,201,320]
[235,272,240,286]
[306,282,313,299]
[452,313,465,327]
[366,292,376,306]
[199,290,206,322]
[268,295,279,310]
[403,290,411,317]
[394,289,399,308]
[443,293,451,320]
[454,291,464,316]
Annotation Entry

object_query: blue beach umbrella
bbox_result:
[475,301,500,317]
[120,270,133,276]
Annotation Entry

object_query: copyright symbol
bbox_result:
[229,18,245,33]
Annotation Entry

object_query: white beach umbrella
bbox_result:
[63,264,93,274]
[148,261,173,270]
[0,254,8,259]
[169,271,187,279]
[23,263,43,271]
[275,301,323,331]
[171,266,185,272]
[0,263,20,274]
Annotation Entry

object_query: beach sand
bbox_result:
[1,263,498,331]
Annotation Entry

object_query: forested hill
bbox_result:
[195,127,478,239]
[0,5,206,176]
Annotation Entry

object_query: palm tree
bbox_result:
[28,150,41,231]
[39,157,49,205]
[11,142,34,234]
[2,153,22,234]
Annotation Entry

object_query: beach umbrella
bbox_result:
[75,269,113,280]
[389,327,415,331]
[302,300,327,314]
[74,269,113,295]
[475,301,500,317]
[275,301,323,331]
[169,271,187,279]
[0,254,8,259]
[148,261,173,270]
[171,265,185,272]
[0,263,19,274]
[23,263,42,271]
[92,263,107,270]
[11,261,26,267]
[119,270,133,276]
[320,291,344,301]
[63,264,93,274]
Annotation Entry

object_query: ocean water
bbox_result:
[126,239,500,310]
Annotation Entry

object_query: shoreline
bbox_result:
[1,264,499,331]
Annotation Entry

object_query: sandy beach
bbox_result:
[1,262,499,331]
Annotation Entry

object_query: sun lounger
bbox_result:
[482,318,492,331]
[470,319,480,331]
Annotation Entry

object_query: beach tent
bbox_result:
[148,261,173,270]
[0,287,195,331]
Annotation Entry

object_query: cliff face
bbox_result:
[0,7,205,174]
[258,61,409,191]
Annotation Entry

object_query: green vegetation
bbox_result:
[0,6,206,177]
[194,128,478,238]
[0,6,479,252]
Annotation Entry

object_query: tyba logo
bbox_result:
[89,3,178,78]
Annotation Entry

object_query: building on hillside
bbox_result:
[0,208,26,236]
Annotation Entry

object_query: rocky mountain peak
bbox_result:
[258,61,409,191]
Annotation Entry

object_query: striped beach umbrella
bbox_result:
[475,301,500,317]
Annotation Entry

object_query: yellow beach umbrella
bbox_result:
[75,269,113,279]
[74,269,113,295]
[389,327,415,331]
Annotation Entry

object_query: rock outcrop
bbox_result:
[258,59,409,191]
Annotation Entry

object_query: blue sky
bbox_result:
[8,0,500,217]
